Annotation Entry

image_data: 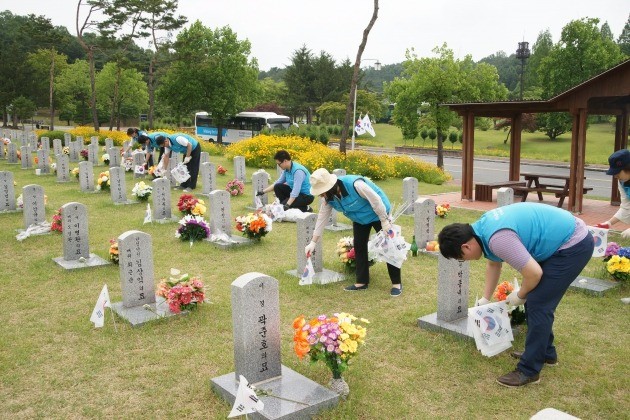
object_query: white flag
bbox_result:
[228,375,264,418]
[144,203,152,224]
[90,285,111,328]
[588,226,608,257]
[300,257,314,286]
[354,115,366,135]
[362,113,376,137]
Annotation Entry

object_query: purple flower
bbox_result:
[326,344,336,352]
[605,242,621,257]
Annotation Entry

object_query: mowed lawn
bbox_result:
[0,152,628,419]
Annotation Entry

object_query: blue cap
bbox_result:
[606,149,630,175]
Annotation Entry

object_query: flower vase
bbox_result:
[328,374,349,398]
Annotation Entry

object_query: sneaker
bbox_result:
[305,206,313,212]
[510,351,558,366]
[390,285,403,297]
[344,284,368,291]
[496,369,540,388]
[182,188,192,193]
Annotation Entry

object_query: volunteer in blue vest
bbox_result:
[257,150,314,212]
[155,133,201,192]
[437,202,593,387]
[305,168,401,296]
[125,127,147,154]
[136,132,167,169]
[595,149,630,237]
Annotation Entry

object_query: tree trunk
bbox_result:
[109,66,122,131]
[436,129,444,169]
[148,55,156,130]
[88,48,99,132]
[340,0,379,154]
[49,48,55,130]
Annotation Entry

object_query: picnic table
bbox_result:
[511,172,593,207]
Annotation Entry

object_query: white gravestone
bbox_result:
[37,150,50,174]
[79,161,95,192]
[107,147,121,168]
[211,272,339,418]
[7,143,18,164]
[69,141,80,162]
[21,184,46,229]
[414,197,436,250]
[167,158,178,187]
[200,162,216,196]
[251,169,269,208]
[105,138,114,150]
[20,146,32,169]
[324,169,352,231]
[152,178,176,223]
[496,187,514,207]
[41,137,50,153]
[63,133,71,146]
[109,166,133,204]
[56,154,71,183]
[53,202,109,269]
[200,151,210,165]
[233,156,246,183]
[208,189,252,248]
[133,153,145,178]
[0,171,18,212]
[76,136,84,149]
[88,142,99,166]
[402,177,418,215]
[53,138,62,157]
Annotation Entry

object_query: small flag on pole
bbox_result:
[144,203,152,224]
[300,257,314,286]
[228,375,264,418]
[90,284,111,328]
[362,113,376,137]
[354,115,366,136]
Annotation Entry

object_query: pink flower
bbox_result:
[169,302,181,313]
[347,248,356,260]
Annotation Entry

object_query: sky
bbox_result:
[6,0,629,70]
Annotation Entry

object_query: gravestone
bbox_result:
[107,147,121,167]
[53,138,62,157]
[211,272,339,418]
[133,152,145,178]
[402,177,419,215]
[122,141,131,158]
[53,202,109,269]
[418,255,472,339]
[69,141,80,162]
[233,156,246,183]
[56,154,71,183]
[76,136,85,149]
[105,138,114,150]
[200,151,210,165]
[28,134,38,150]
[63,133,71,146]
[110,231,179,327]
[7,143,18,163]
[569,275,621,296]
[324,169,352,231]
[109,166,133,204]
[167,158,178,187]
[90,136,99,146]
[41,137,50,153]
[276,163,283,179]
[208,189,252,248]
[88,142,99,165]
[20,146,32,169]
[0,140,5,159]
[152,178,177,223]
[287,212,344,284]
[37,150,50,174]
[21,184,46,229]
[0,171,18,212]
[414,197,436,251]
[497,187,514,207]
[79,161,95,192]
[250,169,269,208]
[200,162,216,196]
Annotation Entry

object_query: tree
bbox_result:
[56,60,92,125]
[256,77,288,109]
[316,101,346,124]
[27,49,69,129]
[10,96,37,127]
[160,21,258,143]
[479,51,519,93]
[96,62,148,129]
[618,14,630,56]
[525,30,553,95]
[283,45,316,122]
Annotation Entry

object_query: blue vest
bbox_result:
[284,161,312,196]
[620,181,630,200]
[327,175,391,225]
[146,132,168,152]
[132,130,148,147]
[472,202,575,262]
[166,133,199,154]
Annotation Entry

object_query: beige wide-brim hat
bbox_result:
[310,168,338,196]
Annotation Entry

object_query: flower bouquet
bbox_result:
[148,165,161,179]
[177,194,206,216]
[109,239,119,264]
[226,179,245,196]
[435,203,451,218]
[217,165,227,175]
[71,167,80,179]
[235,211,272,240]
[62,146,70,155]
[123,157,134,172]
[80,149,89,161]
[176,215,210,242]
[493,280,526,326]
[603,242,630,282]
[293,312,369,387]
[50,162,57,173]
[51,208,63,233]
[156,269,206,314]
[132,181,152,202]
[102,153,110,165]
[96,171,111,191]
[336,237,375,270]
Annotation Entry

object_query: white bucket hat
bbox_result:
[310,168,338,196]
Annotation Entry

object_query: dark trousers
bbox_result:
[178,144,201,189]
[273,183,314,211]
[353,220,401,285]
[517,233,594,376]
[146,147,164,168]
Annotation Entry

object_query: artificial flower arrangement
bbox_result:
[217,165,227,175]
[102,153,110,165]
[177,193,206,217]
[62,146,70,155]
[293,312,369,379]
[147,165,161,179]
[96,171,110,191]
[132,181,152,202]
[435,203,451,218]
[493,280,527,326]
[336,237,375,270]
[603,242,630,282]
[157,269,206,314]
[226,179,245,196]
[71,167,80,179]
[80,149,89,160]
[50,162,56,173]
[176,215,211,243]
[123,157,134,172]
[235,211,273,240]
[108,239,119,264]
[16,150,21,160]
[51,208,63,233]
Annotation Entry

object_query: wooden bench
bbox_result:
[475,181,526,202]
[512,186,593,207]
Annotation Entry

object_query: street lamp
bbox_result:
[351,58,381,151]
[516,41,530,100]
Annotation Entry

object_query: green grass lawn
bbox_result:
[354,122,618,166]
[0,155,628,419]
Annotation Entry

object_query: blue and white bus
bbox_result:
[194,111,293,143]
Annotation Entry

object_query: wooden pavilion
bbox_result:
[445,59,630,213]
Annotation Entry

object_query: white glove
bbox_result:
[505,290,526,306]
[183,156,192,164]
[381,220,393,237]
[304,241,316,257]
[475,297,490,306]
[622,228,630,239]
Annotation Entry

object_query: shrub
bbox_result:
[36,130,68,144]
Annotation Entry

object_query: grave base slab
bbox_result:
[53,253,110,270]
[113,200,137,205]
[324,223,352,232]
[569,276,620,296]
[418,312,473,340]
[152,216,179,224]
[110,296,184,327]
[286,269,345,285]
[207,234,253,249]
[211,365,339,420]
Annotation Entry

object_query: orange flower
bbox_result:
[294,340,310,359]
[293,315,305,330]
[493,281,514,301]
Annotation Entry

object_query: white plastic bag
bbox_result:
[171,163,190,183]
